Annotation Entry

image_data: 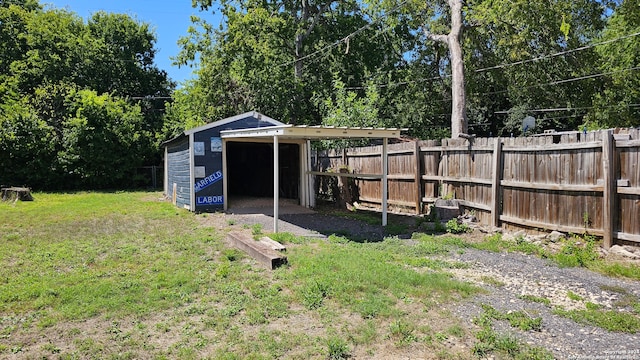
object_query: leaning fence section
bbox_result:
[313,128,640,247]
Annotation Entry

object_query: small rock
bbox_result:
[609,245,640,259]
[547,231,565,242]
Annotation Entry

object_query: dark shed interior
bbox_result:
[226,142,300,199]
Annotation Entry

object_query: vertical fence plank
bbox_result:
[602,130,615,249]
[491,138,502,228]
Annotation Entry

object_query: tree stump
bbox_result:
[1,187,33,202]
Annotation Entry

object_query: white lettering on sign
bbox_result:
[197,196,224,205]
[194,170,222,192]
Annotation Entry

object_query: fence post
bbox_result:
[491,137,502,228]
[602,130,615,249]
[414,140,422,214]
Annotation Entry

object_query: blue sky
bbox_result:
[44,0,221,86]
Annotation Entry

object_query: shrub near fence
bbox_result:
[314,129,640,248]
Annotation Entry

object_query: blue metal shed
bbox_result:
[162,111,285,212]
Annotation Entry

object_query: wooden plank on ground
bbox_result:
[227,232,287,269]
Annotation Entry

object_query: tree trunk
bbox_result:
[447,0,467,138]
[425,0,468,138]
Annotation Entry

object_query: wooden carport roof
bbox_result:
[220,125,406,232]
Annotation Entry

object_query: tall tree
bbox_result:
[587,0,640,128]
[0,1,172,189]
[424,0,467,138]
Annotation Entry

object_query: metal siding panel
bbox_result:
[167,137,191,209]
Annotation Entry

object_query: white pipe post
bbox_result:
[273,135,279,232]
[307,140,315,208]
[382,137,388,226]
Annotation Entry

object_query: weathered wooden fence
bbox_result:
[315,129,640,247]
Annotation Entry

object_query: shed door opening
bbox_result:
[226,142,300,200]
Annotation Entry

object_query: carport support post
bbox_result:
[273,135,280,232]
[382,137,388,226]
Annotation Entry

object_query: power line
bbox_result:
[495,103,640,114]
[476,31,640,73]
[475,66,640,96]
[273,0,410,70]
[344,31,640,91]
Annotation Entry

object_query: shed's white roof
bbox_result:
[183,111,284,136]
[220,124,405,139]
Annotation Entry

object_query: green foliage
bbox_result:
[552,236,598,268]
[472,304,552,359]
[0,2,172,190]
[326,336,349,360]
[553,308,640,333]
[388,319,417,346]
[445,219,471,234]
[518,295,551,307]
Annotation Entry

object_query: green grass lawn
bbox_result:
[0,191,489,359]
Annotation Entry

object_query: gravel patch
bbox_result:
[447,248,640,359]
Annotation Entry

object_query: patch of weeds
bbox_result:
[472,233,544,256]
[223,249,241,262]
[215,262,231,278]
[42,342,61,354]
[388,319,417,346]
[410,233,467,255]
[326,336,350,360]
[481,276,505,287]
[445,219,471,234]
[300,280,330,310]
[446,324,465,338]
[479,304,542,331]
[553,308,640,333]
[434,331,448,342]
[551,236,598,268]
[518,294,551,307]
[269,232,307,244]
[567,291,584,301]
[155,323,171,333]
[226,219,237,226]
[251,223,263,236]
[328,234,351,244]
[585,302,601,310]
[594,262,640,281]
[355,294,394,319]
[472,306,553,359]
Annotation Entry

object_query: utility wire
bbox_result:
[495,103,640,114]
[345,31,640,91]
[476,30,640,73]
[477,66,640,96]
[273,0,409,70]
